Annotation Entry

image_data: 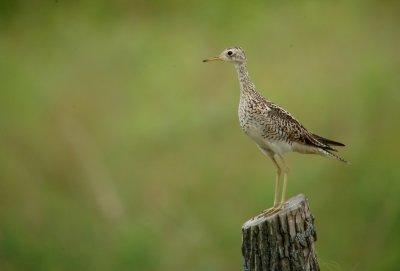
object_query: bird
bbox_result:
[203,46,347,214]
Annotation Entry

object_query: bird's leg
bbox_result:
[262,154,282,215]
[273,167,282,208]
[277,155,289,207]
[280,171,288,206]
[264,155,289,215]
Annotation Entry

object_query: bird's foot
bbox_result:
[262,204,283,216]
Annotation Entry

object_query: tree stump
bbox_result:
[241,194,319,271]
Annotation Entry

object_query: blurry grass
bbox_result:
[0,1,400,270]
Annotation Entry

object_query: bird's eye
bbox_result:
[227,51,233,56]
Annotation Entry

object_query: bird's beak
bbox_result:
[202,56,222,62]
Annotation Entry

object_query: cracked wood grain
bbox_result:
[242,194,319,271]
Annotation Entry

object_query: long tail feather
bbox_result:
[312,133,345,147]
[319,149,349,164]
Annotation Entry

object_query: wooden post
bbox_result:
[241,194,320,271]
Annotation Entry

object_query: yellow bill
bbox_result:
[202,56,222,62]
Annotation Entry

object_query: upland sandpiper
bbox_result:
[203,47,347,213]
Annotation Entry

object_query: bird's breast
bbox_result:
[238,104,266,146]
[238,100,293,154]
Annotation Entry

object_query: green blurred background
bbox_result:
[1,1,400,270]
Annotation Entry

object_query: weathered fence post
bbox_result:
[241,194,320,271]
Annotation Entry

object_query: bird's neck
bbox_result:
[234,62,256,96]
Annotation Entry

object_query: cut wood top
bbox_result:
[243,194,308,229]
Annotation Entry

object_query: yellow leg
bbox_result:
[266,175,284,215]
[272,159,281,208]
[276,155,289,206]
[280,171,288,205]
[259,150,282,214]
[264,154,282,217]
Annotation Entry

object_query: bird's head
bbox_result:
[203,47,246,64]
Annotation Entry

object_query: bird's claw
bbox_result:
[262,204,283,216]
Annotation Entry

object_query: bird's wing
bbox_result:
[264,102,337,151]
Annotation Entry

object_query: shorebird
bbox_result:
[203,47,347,213]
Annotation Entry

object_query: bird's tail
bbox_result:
[312,133,345,147]
[319,149,349,164]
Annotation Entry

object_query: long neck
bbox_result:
[234,62,256,96]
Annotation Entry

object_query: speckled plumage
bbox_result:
[204,46,347,210]
[235,60,346,161]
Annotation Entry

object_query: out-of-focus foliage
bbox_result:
[0,1,399,270]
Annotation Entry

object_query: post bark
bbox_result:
[241,194,319,271]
